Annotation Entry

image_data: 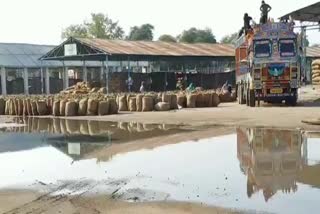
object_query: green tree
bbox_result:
[220,32,238,44]
[178,28,216,44]
[61,24,88,39]
[61,13,124,39]
[158,34,177,43]
[127,24,154,41]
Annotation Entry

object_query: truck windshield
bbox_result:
[254,40,271,58]
[279,39,296,57]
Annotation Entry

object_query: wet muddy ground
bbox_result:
[1,118,320,214]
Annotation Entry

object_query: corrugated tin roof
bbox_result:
[77,38,235,57]
[0,43,102,68]
[307,46,320,58]
[280,2,320,22]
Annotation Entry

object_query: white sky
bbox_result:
[0,0,319,45]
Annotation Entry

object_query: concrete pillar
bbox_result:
[63,67,69,89]
[83,61,88,82]
[23,68,29,95]
[1,67,7,95]
[90,69,94,80]
[45,68,50,94]
[100,62,104,81]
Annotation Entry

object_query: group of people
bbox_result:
[239,1,272,38]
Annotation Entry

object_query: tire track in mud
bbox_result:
[3,181,98,214]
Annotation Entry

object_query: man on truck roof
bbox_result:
[260,1,272,24]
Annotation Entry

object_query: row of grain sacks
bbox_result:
[117,92,222,112]
[312,59,320,85]
[0,90,233,116]
[0,97,118,116]
[6,118,174,136]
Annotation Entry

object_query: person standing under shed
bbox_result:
[140,81,145,93]
[260,1,272,24]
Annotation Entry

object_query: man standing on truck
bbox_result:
[260,1,272,24]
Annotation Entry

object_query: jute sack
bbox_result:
[9,99,16,115]
[162,94,172,107]
[154,102,170,111]
[136,95,143,112]
[187,94,197,108]
[312,73,320,79]
[170,94,178,109]
[211,93,220,107]
[177,94,187,108]
[59,100,67,116]
[22,100,28,116]
[52,101,60,116]
[196,93,205,107]
[31,101,39,115]
[129,97,137,112]
[98,100,109,116]
[78,98,88,116]
[14,99,19,115]
[312,65,320,70]
[202,93,212,107]
[313,76,320,82]
[98,87,107,94]
[108,98,118,114]
[312,69,320,75]
[219,92,232,103]
[87,99,98,116]
[5,100,9,115]
[17,99,23,116]
[312,59,320,66]
[65,101,78,116]
[36,101,48,115]
[46,98,53,115]
[142,96,154,112]
[119,95,128,111]
[26,99,32,116]
[0,98,5,115]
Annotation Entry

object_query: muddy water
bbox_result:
[1,120,320,214]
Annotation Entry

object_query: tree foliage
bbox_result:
[158,34,177,43]
[61,13,124,39]
[178,28,216,44]
[127,24,154,41]
[220,32,238,44]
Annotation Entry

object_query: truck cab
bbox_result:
[236,22,300,107]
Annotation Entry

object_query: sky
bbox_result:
[0,0,319,45]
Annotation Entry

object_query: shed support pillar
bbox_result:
[105,57,109,94]
[23,68,29,95]
[83,61,88,82]
[45,68,50,94]
[63,67,69,89]
[1,67,6,95]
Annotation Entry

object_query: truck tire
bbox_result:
[249,89,255,107]
[239,85,245,105]
[246,89,249,106]
[286,91,297,106]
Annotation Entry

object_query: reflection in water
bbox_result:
[0,117,186,160]
[237,128,311,202]
[1,125,320,214]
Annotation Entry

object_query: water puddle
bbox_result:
[1,121,320,214]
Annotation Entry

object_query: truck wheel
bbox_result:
[249,89,256,107]
[239,85,245,105]
[246,89,249,106]
[286,92,297,106]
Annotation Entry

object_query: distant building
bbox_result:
[0,40,237,94]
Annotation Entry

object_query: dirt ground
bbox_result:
[0,190,242,214]
[1,86,320,214]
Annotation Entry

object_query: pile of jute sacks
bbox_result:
[312,59,320,85]
[0,89,235,117]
